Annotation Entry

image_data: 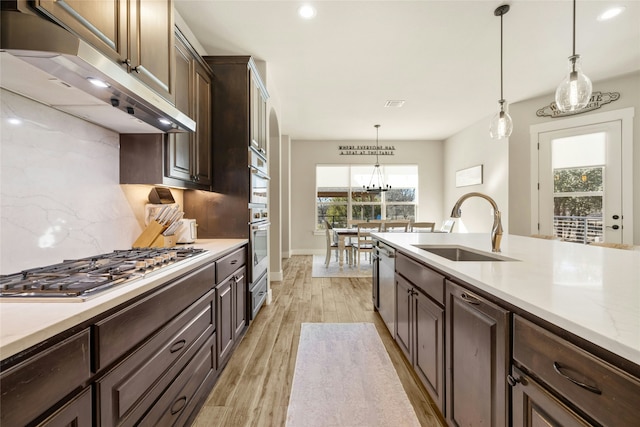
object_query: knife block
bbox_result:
[150,234,177,248]
[132,220,167,248]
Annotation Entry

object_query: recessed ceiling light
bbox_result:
[298,4,316,20]
[87,77,110,88]
[7,118,22,125]
[384,100,405,108]
[597,6,625,21]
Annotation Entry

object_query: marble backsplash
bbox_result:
[0,89,168,273]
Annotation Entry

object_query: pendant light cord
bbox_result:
[500,11,504,100]
[374,124,380,165]
[572,0,576,56]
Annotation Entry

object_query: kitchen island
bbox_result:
[373,232,640,427]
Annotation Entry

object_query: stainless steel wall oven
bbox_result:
[248,146,269,318]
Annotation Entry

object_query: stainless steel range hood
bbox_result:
[0,11,195,134]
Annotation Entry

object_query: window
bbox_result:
[316,165,418,229]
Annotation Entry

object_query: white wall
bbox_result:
[290,139,443,254]
[0,89,162,273]
[443,117,509,235]
[508,71,640,243]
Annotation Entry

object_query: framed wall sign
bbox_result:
[456,165,483,187]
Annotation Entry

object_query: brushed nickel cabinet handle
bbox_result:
[169,339,186,353]
[460,292,481,305]
[170,396,187,415]
[553,361,602,395]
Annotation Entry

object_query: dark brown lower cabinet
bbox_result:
[511,367,591,427]
[38,386,93,427]
[445,280,510,427]
[1,245,249,427]
[395,273,445,411]
[216,265,247,370]
[513,315,640,427]
[97,290,215,426]
[0,329,91,426]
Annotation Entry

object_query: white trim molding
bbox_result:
[529,107,634,243]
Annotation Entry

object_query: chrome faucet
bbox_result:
[450,192,503,252]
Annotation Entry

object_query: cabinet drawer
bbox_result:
[216,247,246,282]
[97,290,215,426]
[0,329,91,427]
[138,333,216,426]
[94,263,215,370]
[396,252,445,304]
[513,315,640,426]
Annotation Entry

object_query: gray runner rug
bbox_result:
[286,322,420,427]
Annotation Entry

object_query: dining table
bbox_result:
[332,227,359,267]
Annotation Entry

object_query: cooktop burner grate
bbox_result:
[0,247,207,299]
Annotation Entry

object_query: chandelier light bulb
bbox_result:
[555,55,592,112]
[489,99,513,139]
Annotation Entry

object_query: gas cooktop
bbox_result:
[0,247,207,301]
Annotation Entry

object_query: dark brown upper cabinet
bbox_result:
[33,0,176,103]
[120,28,212,191]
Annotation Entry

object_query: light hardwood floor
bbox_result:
[192,255,446,427]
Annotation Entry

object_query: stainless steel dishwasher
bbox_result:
[375,242,396,337]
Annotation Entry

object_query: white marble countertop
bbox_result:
[0,239,247,361]
[373,232,640,367]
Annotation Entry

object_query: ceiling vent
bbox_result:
[384,100,405,108]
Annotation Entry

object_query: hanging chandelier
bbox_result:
[363,124,390,193]
[489,4,513,139]
[555,0,592,112]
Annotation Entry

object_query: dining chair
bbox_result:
[354,222,381,267]
[324,220,352,266]
[589,242,635,250]
[383,221,409,232]
[411,222,436,232]
[440,219,455,233]
[530,234,560,240]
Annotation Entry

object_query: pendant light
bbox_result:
[555,0,592,112]
[489,4,513,140]
[363,124,390,193]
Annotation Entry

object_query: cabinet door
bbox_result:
[193,60,212,186]
[414,291,445,411]
[129,0,174,102]
[395,274,413,362]
[37,387,92,427]
[216,277,234,368]
[446,281,510,427]
[166,34,193,182]
[233,267,247,337]
[34,0,126,62]
[511,367,591,427]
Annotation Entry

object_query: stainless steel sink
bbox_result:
[412,245,517,262]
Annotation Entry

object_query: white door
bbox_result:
[538,121,622,244]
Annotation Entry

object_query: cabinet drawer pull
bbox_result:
[230,259,238,265]
[460,292,481,305]
[170,396,187,415]
[552,361,602,395]
[169,339,186,353]
[506,374,522,387]
[234,274,245,283]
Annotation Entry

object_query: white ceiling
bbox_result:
[175,0,640,141]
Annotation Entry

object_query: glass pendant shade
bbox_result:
[555,55,592,112]
[489,99,513,139]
